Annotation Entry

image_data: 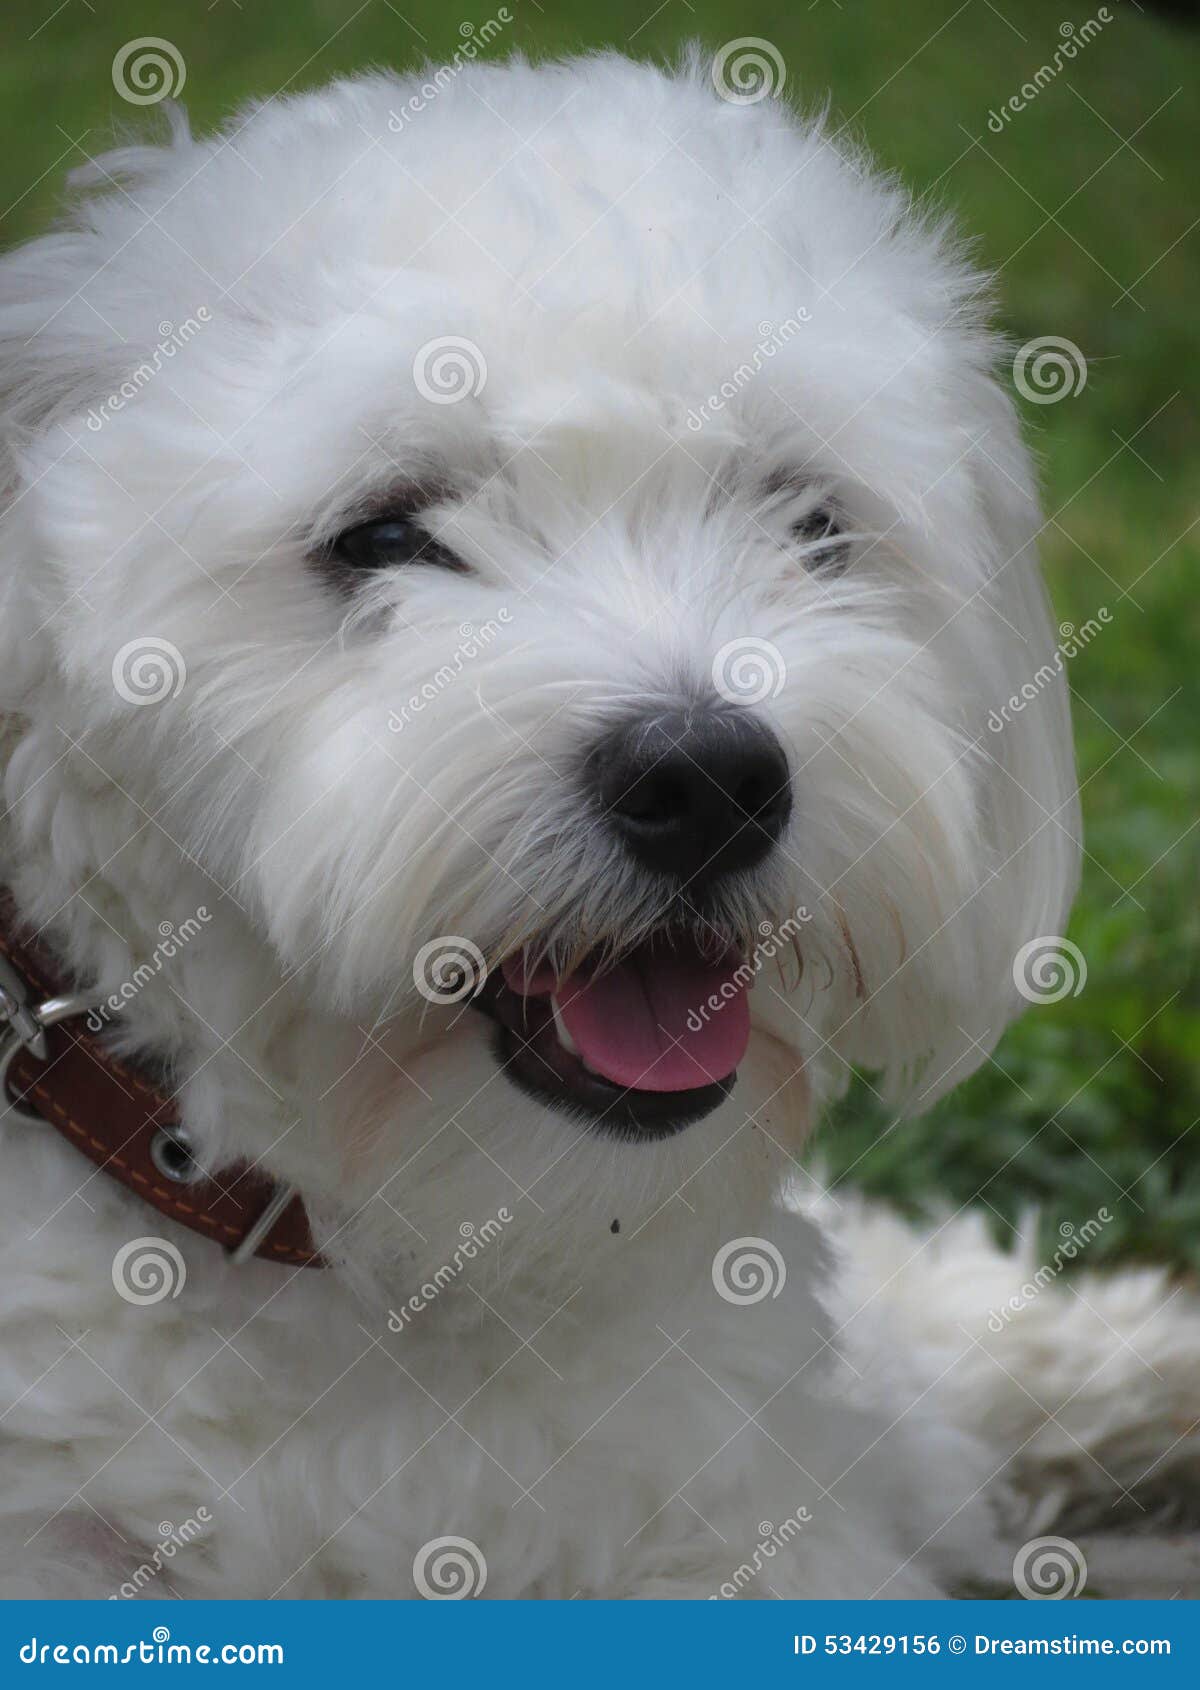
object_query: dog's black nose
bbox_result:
[589,709,792,885]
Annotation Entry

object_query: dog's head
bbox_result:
[0,57,1078,1234]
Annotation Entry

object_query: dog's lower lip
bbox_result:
[471,966,733,1140]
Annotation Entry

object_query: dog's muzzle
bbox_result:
[471,706,791,1140]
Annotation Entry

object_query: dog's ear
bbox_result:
[0,110,197,706]
[0,105,194,503]
[825,364,1081,1111]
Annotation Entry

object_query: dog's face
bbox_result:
[1,60,1078,1211]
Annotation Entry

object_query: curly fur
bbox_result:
[0,51,1137,1601]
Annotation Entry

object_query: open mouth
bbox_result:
[471,932,750,1139]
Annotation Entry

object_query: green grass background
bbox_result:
[2,0,1197,1273]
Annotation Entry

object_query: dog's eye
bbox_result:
[790,505,848,573]
[328,514,464,573]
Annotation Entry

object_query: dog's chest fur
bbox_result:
[0,1101,995,1599]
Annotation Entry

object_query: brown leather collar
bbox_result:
[0,890,322,1268]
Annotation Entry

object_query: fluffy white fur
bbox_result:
[1,50,1178,1602]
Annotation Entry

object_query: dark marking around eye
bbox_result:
[791,504,849,573]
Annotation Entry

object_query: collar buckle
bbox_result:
[0,951,103,1125]
[1,903,322,1268]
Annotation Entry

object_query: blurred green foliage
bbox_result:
[2,0,1197,1270]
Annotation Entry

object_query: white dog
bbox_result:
[1,49,1175,1601]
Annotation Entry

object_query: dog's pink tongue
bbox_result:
[558,948,749,1093]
